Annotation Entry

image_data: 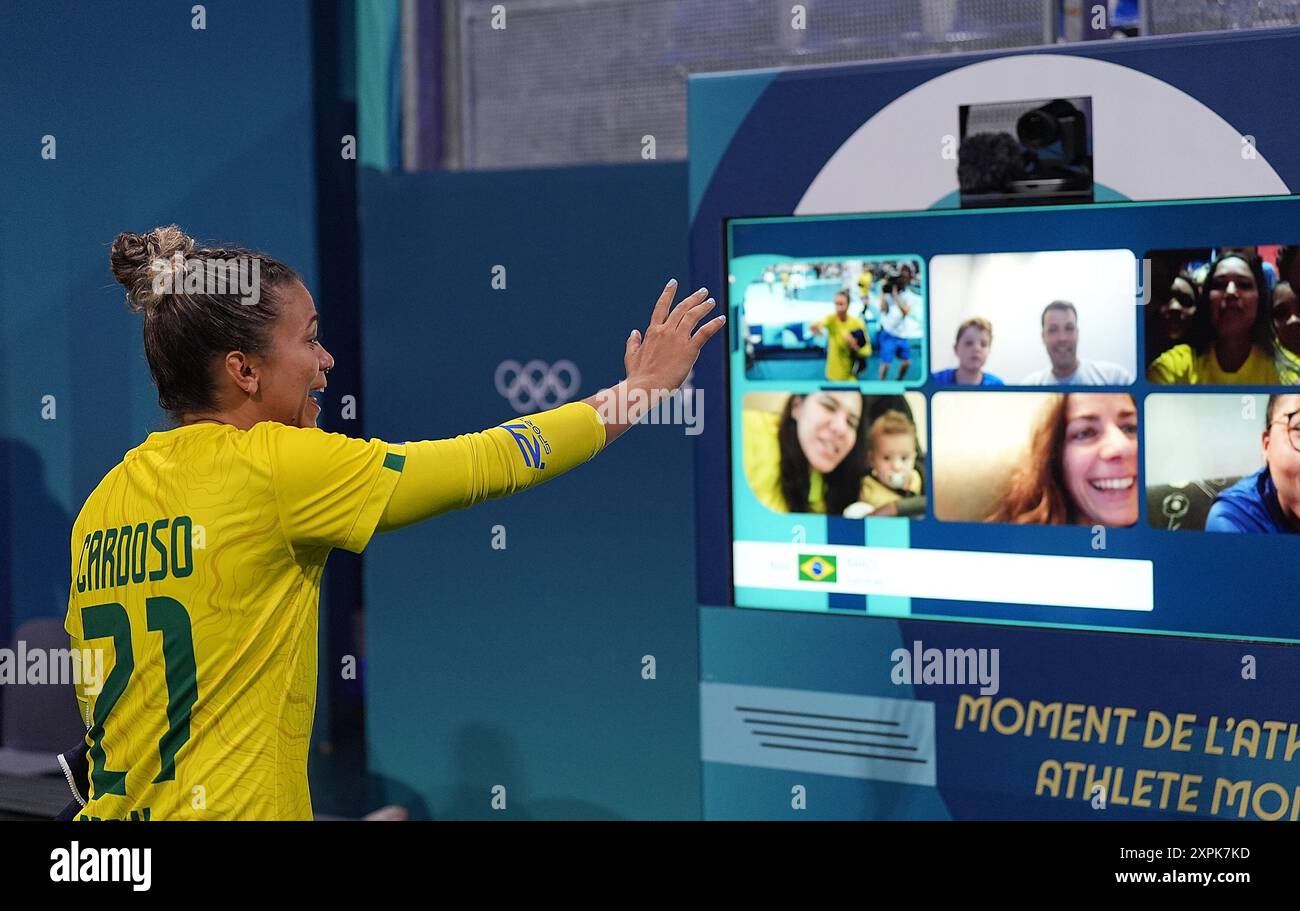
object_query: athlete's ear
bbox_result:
[223,351,259,394]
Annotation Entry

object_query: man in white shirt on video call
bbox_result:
[1019,300,1134,385]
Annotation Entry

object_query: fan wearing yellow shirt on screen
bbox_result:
[1147,251,1282,385]
[742,390,868,514]
[63,226,725,821]
[808,291,870,381]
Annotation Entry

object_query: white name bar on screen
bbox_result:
[733,541,1154,612]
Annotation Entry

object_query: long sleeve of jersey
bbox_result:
[376,400,607,532]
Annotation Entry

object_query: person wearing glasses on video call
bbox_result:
[1206,394,1300,533]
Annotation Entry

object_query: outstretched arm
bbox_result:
[376,281,725,532]
[375,401,606,531]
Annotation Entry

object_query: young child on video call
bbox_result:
[847,409,923,516]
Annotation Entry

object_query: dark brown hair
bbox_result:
[110,225,302,423]
[1040,300,1077,328]
[776,392,869,515]
[1184,251,1274,358]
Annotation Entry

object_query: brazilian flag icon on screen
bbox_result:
[798,554,837,583]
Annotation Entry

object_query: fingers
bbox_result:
[675,293,717,334]
[650,279,677,326]
[691,313,727,350]
[646,281,722,359]
[668,287,711,330]
[625,327,641,359]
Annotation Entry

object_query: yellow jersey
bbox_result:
[820,313,869,381]
[64,423,405,821]
[65,421,407,821]
[65,401,607,821]
[1277,342,1300,385]
[1147,343,1281,385]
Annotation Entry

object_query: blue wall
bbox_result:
[0,2,320,743]
[0,5,703,818]
[359,163,702,819]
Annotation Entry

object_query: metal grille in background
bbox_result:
[456,0,1300,170]
[1149,0,1300,34]
[458,0,1046,169]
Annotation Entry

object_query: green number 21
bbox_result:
[80,597,199,796]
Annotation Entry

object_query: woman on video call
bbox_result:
[744,391,869,514]
[1147,251,1281,385]
[1145,272,1199,364]
[1272,247,1300,383]
[988,392,1138,527]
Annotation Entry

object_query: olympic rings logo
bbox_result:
[494,359,581,412]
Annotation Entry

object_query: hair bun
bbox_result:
[110,225,196,313]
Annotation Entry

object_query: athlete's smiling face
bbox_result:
[264,281,334,428]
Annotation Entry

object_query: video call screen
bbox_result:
[724,195,1300,643]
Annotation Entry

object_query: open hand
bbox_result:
[624,279,726,393]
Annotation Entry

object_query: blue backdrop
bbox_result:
[358,163,702,819]
[0,0,320,754]
[0,2,319,640]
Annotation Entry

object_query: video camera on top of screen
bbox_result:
[957,97,1094,208]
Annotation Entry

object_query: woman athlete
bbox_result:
[62,226,724,820]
